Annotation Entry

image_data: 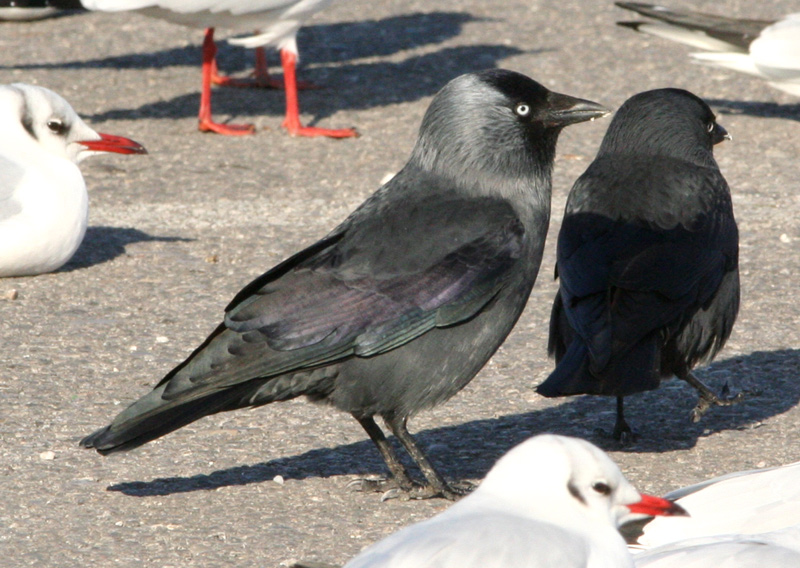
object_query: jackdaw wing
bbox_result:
[555,172,737,371]
[158,194,526,400]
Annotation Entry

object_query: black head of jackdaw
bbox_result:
[597,88,729,166]
[410,70,610,199]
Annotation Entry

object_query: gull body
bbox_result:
[624,460,800,550]
[343,435,685,568]
[0,84,145,277]
[635,525,800,567]
[617,3,800,96]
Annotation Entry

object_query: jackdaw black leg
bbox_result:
[350,415,416,496]
[681,371,746,422]
[384,415,473,501]
[612,396,636,443]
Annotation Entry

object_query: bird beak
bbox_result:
[627,494,689,517]
[544,92,611,128]
[79,133,148,155]
[713,123,732,145]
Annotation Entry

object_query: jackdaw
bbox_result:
[81,69,608,499]
[538,88,740,440]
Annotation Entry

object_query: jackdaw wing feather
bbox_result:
[557,179,737,369]
[161,195,525,398]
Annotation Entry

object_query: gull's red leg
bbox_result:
[279,48,357,138]
[213,46,317,90]
[199,27,255,135]
[213,47,283,88]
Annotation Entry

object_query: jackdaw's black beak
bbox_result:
[545,92,611,128]
[712,122,731,145]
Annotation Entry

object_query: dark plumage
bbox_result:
[81,69,608,499]
[537,88,740,439]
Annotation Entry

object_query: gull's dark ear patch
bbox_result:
[21,106,36,141]
[568,480,587,505]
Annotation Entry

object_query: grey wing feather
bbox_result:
[0,155,25,222]
[616,2,773,51]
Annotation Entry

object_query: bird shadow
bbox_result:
[106,348,800,497]
[82,44,529,124]
[1,11,487,73]
[2,10,530,125]
[707,99,800,122]
[61,226,192,271]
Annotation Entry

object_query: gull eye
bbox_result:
[592,481,612,496]
[515,103,530,117]
[47,119,66,135]
[707,122,715,133]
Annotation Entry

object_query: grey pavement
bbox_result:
[2,1,800,566]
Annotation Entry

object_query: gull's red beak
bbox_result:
[628,494,688,517]
[80,133,147,155]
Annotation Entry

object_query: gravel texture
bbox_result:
[1,1,799,566]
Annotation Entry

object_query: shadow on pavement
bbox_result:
[82,44,528,124]
[107,348,800,497]
[2,12,485,72]
[63,226,192,271]
[708,99,800,122]
[2,11,533,124]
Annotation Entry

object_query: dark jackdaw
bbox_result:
[81,69,608,499]
[538,88,740,440]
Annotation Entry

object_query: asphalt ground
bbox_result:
[1,1,799,566]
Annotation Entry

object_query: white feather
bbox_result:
[622,8,800,97]
[343,435,651,568]
[0,84,141,277]
[82,0,336,52]
[632,460,800,551]
[635,525,800,567]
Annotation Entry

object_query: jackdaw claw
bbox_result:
[689,380,747,422]
[346,475,409,495]
[390,479,475,501]
[347,475,474,501]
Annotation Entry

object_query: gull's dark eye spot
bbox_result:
[592,481,612,496]
[47,119,66,135]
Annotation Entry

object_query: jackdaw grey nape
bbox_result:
[81,69,609,499]
[538,88,740,440]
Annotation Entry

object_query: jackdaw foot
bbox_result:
[348,476,473,501]
[682,373,746,422]
[346,475,413,501]
[383,416,469,500]
[356,414,469,501]
[611,397,638,444]
[289,562,340,568]
[382,479,475,502]
[354,415,417,491]
[613,422,638,445]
